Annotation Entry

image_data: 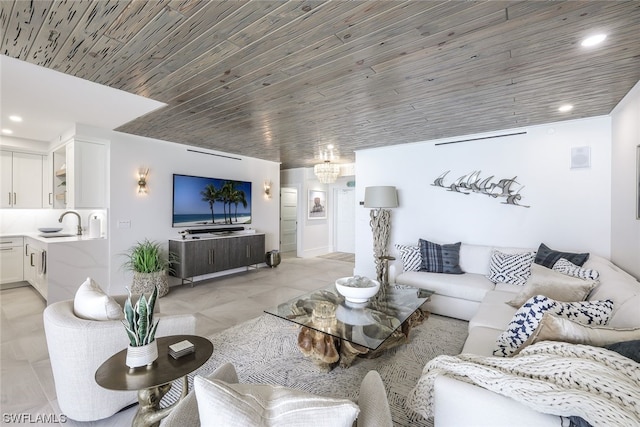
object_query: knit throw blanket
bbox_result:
[406,341,640,426]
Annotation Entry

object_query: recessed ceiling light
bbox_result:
[1,129,14,134]
[581,34,607,47]
[8,115,22,122]
[558,104,574,113]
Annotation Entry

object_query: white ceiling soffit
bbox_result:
[0,54,166,142]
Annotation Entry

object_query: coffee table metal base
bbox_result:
[297,308,428,371]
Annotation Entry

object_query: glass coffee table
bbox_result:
[265,284,433,371]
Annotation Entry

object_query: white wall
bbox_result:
[354,116,612,280]
[75,125,281,294]
[611,80,640,278]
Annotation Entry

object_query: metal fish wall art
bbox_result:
[432,170,530,208]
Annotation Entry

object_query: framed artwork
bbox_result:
[308,190,327,219]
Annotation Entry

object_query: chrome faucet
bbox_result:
[59,211,83,236]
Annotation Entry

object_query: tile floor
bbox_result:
[0,253,354,426]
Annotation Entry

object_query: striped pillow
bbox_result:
[395,244,421,272]
[418,239,463,274]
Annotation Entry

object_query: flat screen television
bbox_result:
[172,174,252,228]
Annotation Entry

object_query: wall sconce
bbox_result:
[138,168,149,194]
[264,180,272,198]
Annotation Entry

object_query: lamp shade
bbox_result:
[363,186,398,208]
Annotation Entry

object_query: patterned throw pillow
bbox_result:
[487,251,535,286]
[552,258,599,281]
[534,243,589,268]
[394,244,422,272]
[418,239,463,274]
[494,295,614,356]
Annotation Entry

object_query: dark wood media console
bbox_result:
[169,233,265,284]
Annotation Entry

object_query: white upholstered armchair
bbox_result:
[43,295,196,422]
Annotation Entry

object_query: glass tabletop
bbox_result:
[264,285,432,350]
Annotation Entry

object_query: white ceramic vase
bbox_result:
[126,340,158,368]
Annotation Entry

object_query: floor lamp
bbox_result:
[364,186,398,284]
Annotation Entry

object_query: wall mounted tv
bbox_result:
[172,174,252,228]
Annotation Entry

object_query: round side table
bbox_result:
[95,335,213,427]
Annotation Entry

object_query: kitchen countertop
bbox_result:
[2,232,106,244]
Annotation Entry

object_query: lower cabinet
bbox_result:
[170,234,266,281]
[0,237,24,284]
[24,237,47,300]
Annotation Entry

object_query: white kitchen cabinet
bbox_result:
[42,154,52,207]
[24,237,47,300]
[55,139,106,209]
[1,150,43,208]
[0,236,24,284]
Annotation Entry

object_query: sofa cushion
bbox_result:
[394,244,421,272]
[552,258,599,281]
[73,277,123,321]
[487,250,535,286]
[458,244,494,275]
[462,326,504,356]
[584,255,640,324]
[494,295,614,356]
[608,294,640,328]
[534,243,589,268]
[506,263,597,308]
[521,313,640,352]
[395,271,494,302]
[194,376,359,427]
[469,291,519,331]
[418,239,463,274]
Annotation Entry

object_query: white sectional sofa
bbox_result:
[395,242,640,425]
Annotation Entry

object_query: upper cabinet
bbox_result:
[53,139,107,209]
[1,150,44,208]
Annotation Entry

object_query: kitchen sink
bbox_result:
[38,233,76,238]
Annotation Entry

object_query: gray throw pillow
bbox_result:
[535,243,589,268]
[418,239,463,274]
[604,340,640,363]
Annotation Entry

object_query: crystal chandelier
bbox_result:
[314,160,340,184]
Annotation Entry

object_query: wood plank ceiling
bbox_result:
[1,1,639,170]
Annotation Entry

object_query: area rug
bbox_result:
[166,313,468,426]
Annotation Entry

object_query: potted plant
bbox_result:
[123,239,173,297]
[123,286,159,368]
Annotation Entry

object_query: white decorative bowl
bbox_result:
[335,277,380,303]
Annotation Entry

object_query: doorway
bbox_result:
[334,188,355,253]
[280,187,297,254]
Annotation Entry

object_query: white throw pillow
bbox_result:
[487,250,536,286]
[506,263,597,307]
[194,376,359,427]
[552,258,600,281]
[494,295,613,357]
[73,277,123,321]
[394,244,421,272]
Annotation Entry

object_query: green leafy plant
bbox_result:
[122,239,174,274]
[122,286,159,347]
